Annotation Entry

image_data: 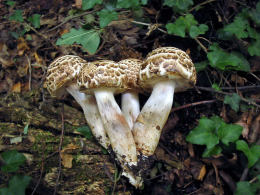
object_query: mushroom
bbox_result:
[132,47,197,157]
[78,60,142,187]
[44,55,110,149]
[118,58,142,129]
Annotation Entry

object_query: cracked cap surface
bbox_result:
[117,58,143,91]
[44,55,87,97]
[78,60,133,94]
[139,47,197,92]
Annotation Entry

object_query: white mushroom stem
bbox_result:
[66,84,110,149]
[133,80,176,157]
[94,89,141,187]
[94,89,137,164]
[121,91,140,129]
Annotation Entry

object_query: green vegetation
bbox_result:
[0,150,31,195]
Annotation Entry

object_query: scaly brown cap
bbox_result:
[117,58,142,90]
[139,47,196,92]
[78,60,132,94]
[44,55,87,97]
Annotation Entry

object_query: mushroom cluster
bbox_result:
[44,47,196,188]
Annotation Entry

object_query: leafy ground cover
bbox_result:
[0,0,259,194]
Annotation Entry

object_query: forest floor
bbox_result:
[0,0,259,194]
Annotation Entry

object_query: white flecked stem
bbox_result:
[133,80,175,157]
[94,89,137,164]
[66,84,110,149]
[121,91,140,129]
[94,89,142,187]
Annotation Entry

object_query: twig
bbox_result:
[239,167,249,181]
[53,103,65,195]
[197,86,260,108]
[25,55,32,91]
[31,144,46,195]
[131,20,208,53]
[188,0,217,12]
[250,72,260,82]
[220,85,260,91]
[197,36,212,44]
[194,37,208,53]
[171,99,217,112]
[46,10,98,32]
[23,22,59,50]
[131,20,167,34]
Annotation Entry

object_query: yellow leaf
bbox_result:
[12,82,21,93]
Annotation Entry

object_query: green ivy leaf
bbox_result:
[1,150,26,173]
[9,10,24,22]
[116,0,140,9]
[224,93,241,112]
[163,0,193,13]
[166,21,186,37]
[212,83,221,91]
[249,1,260,26]
[166,14,207,38]
[76,126,93,140]
[82,0,103,10]
[202,145,222,157]
[207,43,250,72]
[235,181,255,195]
[0,175,31,195]
[186,117,219,149]
[248,39,260,56]
[222,16,249,39]
[217,123,243,145]
[195,61,208,72]
[56,28,100,54]
[236,140,260,168]
[97,9,118,28]
[189,24,208,38]
[28,14,41,28]
[6,0,16,6]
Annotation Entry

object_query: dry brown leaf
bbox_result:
[17,38,29,56]
[197,165,206,181]
[74,0,82,9]
[34,52,44,67]
[60,143,79,168]
[11,82,21,93]
[0,43,14,68]
[61,153,73,168]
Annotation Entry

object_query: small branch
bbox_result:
[25,55,31,91]
[188,0,217,12]
[250,72,260,82]
[46,10,97,32]
[172,99,217,112]
[53,103,65,195]
[197,86,260,108]
[23,22,59,50]
[220,85,260,91]
[31,144,46,195]
[194,37,208,53]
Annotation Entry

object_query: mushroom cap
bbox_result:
[139,47,197,92]
[44,55,87,97]
[78,60,131,94]
[117,58,142,90]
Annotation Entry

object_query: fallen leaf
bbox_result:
[17,37,29,56]
[11,82,21,93]
[197,165,206,180]
[60,153,73,168]
[60,143,79,168]
[74,0,82,9]
[34,52,44,67]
